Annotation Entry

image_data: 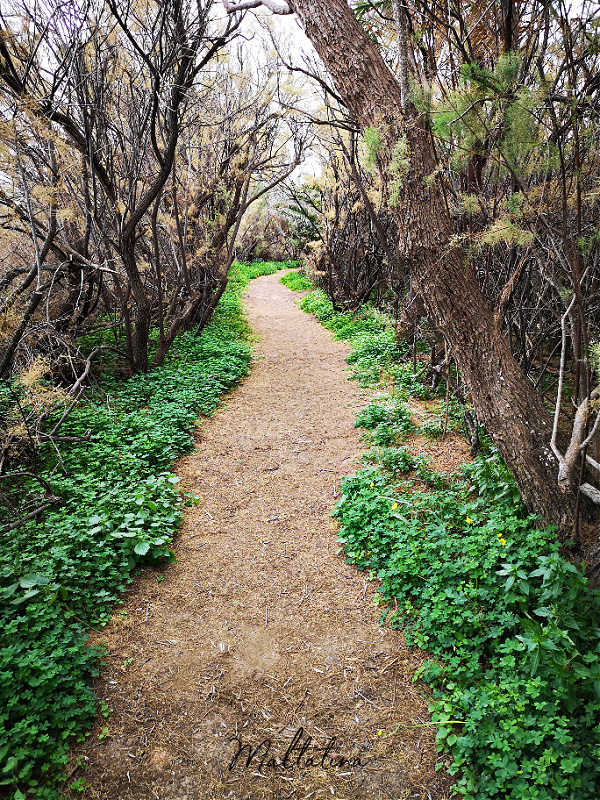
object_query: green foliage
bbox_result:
[363,125,385,172]
[590,339,600,379]
[279,269,312,292]
[463,446,527,512]
[419,398,463,440]
[480,219,534,247]
[579,228,600,259]
[420,417,446,439]
[461,53,522,94]
[502,88,542,166]
[0,260,287,799]
[435,51,547,182]
[388,135,411,208]
[277,186,322,252]
[354,396,414,445]
[335,463,600,800]
[363,445,414,476]
[390,362,436,399]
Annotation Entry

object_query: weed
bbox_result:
[363,446,414,475]
[420,417,445,439]
[391,362,435,399]
[463,446,527,512]
[69,777,89,794]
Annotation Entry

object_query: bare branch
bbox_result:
[222,0,293,15]
[579,483,600,505]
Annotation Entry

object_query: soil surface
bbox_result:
[70,272,453,800]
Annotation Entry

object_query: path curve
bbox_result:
[78,272,451,800]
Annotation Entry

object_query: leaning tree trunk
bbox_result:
[290,0,574,534]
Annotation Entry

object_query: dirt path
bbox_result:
[76,273,451,800]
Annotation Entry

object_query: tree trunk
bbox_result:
[290,0,574,534]
[501,0,514,53]
[391,0,410,113]
[121,241,152,374]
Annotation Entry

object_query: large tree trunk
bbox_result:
[290,0,573,534]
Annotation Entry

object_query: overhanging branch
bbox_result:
[222,0,293,14]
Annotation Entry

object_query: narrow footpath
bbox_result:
[75,272,451,800]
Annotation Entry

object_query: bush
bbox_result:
[363,445,415,475]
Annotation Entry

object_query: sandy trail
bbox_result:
[75,272,451,800]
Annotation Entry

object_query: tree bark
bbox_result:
[289,0,574,534]
[391,0,410,113]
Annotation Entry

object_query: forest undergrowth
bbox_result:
[293,281,600,800]
[0,260,294,800]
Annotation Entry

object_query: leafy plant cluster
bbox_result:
[298,289,600,799]
[354,395,414,446]
[279,269,312,292]
[0,260,287,799]
[390,361,435,399]
[336,464,600,799]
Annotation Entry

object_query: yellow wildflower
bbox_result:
[466,517,473,524]
[392,502,398,510]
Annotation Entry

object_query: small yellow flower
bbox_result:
[377,729,384,736]
[499,538,507,547]
[466,517,473,524]
[391,502,398,510]
[370,482,374,488]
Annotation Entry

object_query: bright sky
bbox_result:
[232,7,324,180]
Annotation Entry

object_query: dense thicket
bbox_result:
[0,0,304,378]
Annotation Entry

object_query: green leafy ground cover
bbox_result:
[298,286,600,800]
[279,270,313,292]
[0,260,294,800]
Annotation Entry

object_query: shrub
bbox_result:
[354,397,414,445]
